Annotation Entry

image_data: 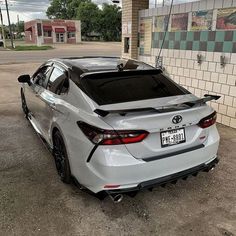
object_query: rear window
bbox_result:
[81,72,190,105]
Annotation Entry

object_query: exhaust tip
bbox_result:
[210,165,215,171]
[109,194,124,203]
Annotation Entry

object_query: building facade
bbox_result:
[122,0,236,128]
[24,19,81,45]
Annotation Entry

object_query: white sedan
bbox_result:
[18,57,220,202]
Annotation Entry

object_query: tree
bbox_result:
[46,0,122,41]
[76,2,100,37]
[46,0,89,19]
[67,0,87,19]
[46,0,69,19]
[18,21,24,33]
[98,3,121,41]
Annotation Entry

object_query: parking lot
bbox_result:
[0,42,121,65]
[0,44,236,236]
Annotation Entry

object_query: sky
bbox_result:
[0,0,49,24]
[0,0,114,24]
[0,0,197,24]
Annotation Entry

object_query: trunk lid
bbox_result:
[99,95,215,160]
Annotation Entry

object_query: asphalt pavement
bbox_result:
[0,42,121,65]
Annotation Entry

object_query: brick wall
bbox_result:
[24,19,81,45]
[44,38,53,44]
[24,20,37,44]
[67,38,76,44]
[138,0,236,128]
[122,0,149,59]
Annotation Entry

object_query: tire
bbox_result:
[21,89,29,119]
[53,130,71,184]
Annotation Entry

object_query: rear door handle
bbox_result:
[49,103,56,110]
[49,103,64,114]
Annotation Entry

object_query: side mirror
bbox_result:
[18,74,31,85]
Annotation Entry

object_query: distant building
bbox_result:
[24,19,81,45]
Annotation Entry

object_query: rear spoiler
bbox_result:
[94,94,221,117]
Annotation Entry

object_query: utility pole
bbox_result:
[17,14,19,34]
[5,0,14,48]
[0,5,6,48]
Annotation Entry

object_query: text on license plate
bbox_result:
[161,128,186,147]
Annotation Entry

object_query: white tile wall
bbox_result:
[206,52,214,62]
[230,118,236,128]
[224,96,233,106]
[214,0,223,8]
[213,83,221,93]
[230,87,236,96]
[185,2,192,12]
[206,0,215,9]
[223,0,233,7]
[192,1,200,11]
[206,81,213,91]
[139,48,236,128]
[139,0,236,128]
[222,115,230,126]
[224,64,234,75]
[208,62,216,72]
[199,0,207,10]
[219,104,227,114]
[227,75,236,86]
[179,3,186,13]
[231,54,236,64]
[201,62,209,71]
[221,84,230,95]
[212,72,220,83]
[172,4,180,14]
[227,106,236,117]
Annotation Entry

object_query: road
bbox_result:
[0,42,121,65]
[0,43,236,236]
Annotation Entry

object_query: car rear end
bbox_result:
[77,69,220,194]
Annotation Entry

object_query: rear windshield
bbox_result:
[81,72,190,105]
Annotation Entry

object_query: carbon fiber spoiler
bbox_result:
[94,94,221,117]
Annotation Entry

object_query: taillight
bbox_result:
[198,111,217,129]
[77,122,149,145]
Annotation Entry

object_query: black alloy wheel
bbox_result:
[53,131,71,184]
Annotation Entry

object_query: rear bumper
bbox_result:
[87,138,219,193]
[104,157,219,195]
[70,126,220,194]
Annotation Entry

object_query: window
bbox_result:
[81,72,190,105]
[47,67,68,94]
[43,31,52,37]
[67,32,75,39]
[124,37,130,53]
[33,66,52,88]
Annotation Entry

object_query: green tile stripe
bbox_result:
[150,31,236,53]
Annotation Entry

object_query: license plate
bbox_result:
[161,128,186,147]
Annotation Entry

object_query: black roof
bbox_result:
[53,57,155,75]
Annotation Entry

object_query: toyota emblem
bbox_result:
[172,115,183,124]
